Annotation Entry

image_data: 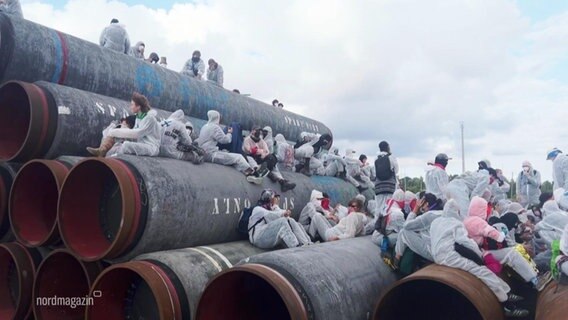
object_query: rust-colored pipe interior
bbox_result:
[58,160,122,260]
[0,246,20,319]
[197,268,293,320]
[10,162,59,246]
[0,82,30,161]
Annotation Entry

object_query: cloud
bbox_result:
[19,0,568,181]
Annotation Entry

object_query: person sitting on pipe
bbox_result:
[99,18,130,54]
[308,197,368,242]
[274,134,295,171]
[430,199,529,318]
[181,50,206,80]
[248,189,312,249]
[158,109,204,164]
[86,115,136,157]
[371,189,405,258]
[243,126,296,192]
[321,146,347,178]
[344,149,373,193]
[0,0,22,18]
[105,92,161,157]
[298,190,340,240]
[195,110,264,184]
[129,41,146,60]
[394,193,445,265]
[294,133,332,176]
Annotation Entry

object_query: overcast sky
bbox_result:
[20,0,568,181]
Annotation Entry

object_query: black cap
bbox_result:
[111,18,119,24]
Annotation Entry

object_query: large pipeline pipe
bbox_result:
[0,80,208,162]
[536,281,568,320]
[196,237,397,320]
[0,14,331,142]
[0,242,46,320]
[9,157,82,247]
[373,264,504,320]
[32,249,105,320]
[86,241,264,320]
[58,155,358,262]
[0,162,21,242]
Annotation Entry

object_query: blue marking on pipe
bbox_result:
[50,31,63,83]
[135,64,163,103]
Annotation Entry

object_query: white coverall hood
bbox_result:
[168,109,185,122]
[207,110,220,124]
[443,199,462,220]
[310,190,324,203]
[274,134,286,143]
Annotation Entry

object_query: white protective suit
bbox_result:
[263,126,275,154]
[129,41,145,60]
[248,206,311,249]
[395,210,443,261]
[298,190,333,236]
[345,149,373,189]
[107,110,160,157]
[99,23,130,54]
[425,165,449,201]
[323,147,346,177]
[491,178,510,203]
[517,164,541,208]
[195,111,253,173]
[158,110,199,162]
[430,199,511,302]
[445,170,490,220]
[181,58,206,79]
[274,134,295,171]
[309,211,367,242]
[560,224,568,276]
[294,133,326,175]
[536,200,568,247]
[371,190,406,248]
[207,64,224,87]
[552,153,568,191]
[0,0,22,18]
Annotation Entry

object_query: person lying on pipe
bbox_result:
[247,189,312,249]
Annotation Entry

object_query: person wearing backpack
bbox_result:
[247,189,312,249]
[374,141,399,216]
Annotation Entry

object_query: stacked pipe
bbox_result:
[0,162,21,242]
[0,13,331,144]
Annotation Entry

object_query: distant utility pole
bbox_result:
[460,121,465,174]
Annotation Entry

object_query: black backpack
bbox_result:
[237,207,264,237]
[375,154,393,180]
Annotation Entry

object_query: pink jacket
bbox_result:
[243,136,270,158]
[464,216,505,246]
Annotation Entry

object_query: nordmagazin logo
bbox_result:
[36,291,101,309]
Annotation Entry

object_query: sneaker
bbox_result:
[86,147,100,157]
[504,307,529,318]
[357,186,368,192]
[535,271,552,292]
[507,293,524,303]
[256,167,270,178]
[280,180,296,192]
[246,175,263,185]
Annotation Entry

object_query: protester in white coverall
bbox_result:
[99,19,130,54]
[298,190,339,238]
[445,170,490,220]
[0,0,22,17]
[207,59,224,87]
[557,224,568,277]
[344,149,372,192]
[261,126,275,154]
[374,141,399,217]
[181,50,206,80]
[158,110,203,164]
[323,147,346,177]
[491,169,511,203]
[105,93,160,157]
[274,134,295,171]
[430,199,529,317]
[371,190,405,248]
[395,193,444,262]
[425,153,450,201]
[536,200,568,248]
[547,148,568,191]
[308,198,368,242]
[248,190,312,249]
[294,133,331,176]
[516,161,541,208]
[195,110,263,184]
[129,41,145,60]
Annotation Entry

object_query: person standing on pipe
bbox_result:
[105,92,161,157]
[374,141,399,217]
[159,109,204,164]
[195,110,264,184]
[425,153,450,202]
[248,189,312,249]
[430,199,530,318]
[243,126,296,192]
[308,197,368,242]
[86,115,136,157]
[207,59,224,87]
[516,161,542,208]
[0,0,22,17]
[181,50,206,80]
[99,18,131,54]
